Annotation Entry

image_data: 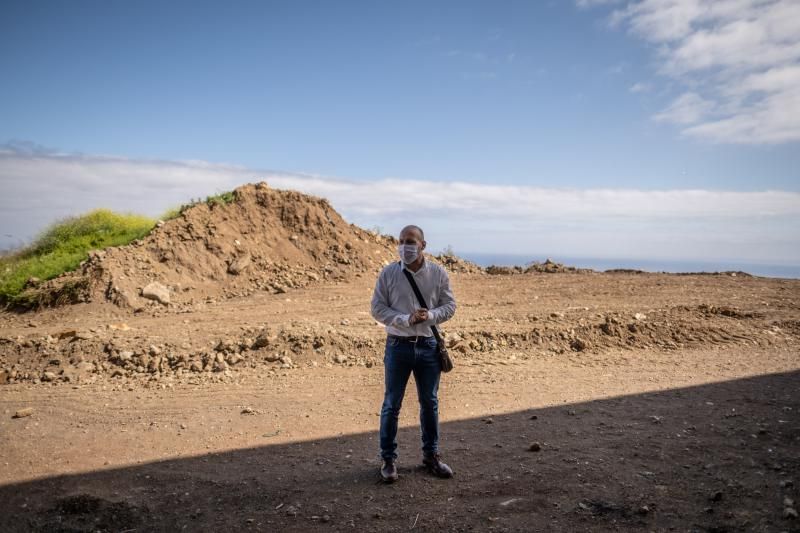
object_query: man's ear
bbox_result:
[420,240,427,251]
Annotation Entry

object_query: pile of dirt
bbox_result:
[1,298,784,387]
[431,253,484,274]
[486,259,592,275]
[525,258,593,274]
[25,183,406,310]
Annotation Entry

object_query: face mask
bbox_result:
[398,243,419,265]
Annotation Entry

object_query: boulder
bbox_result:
[227,254,251,275]
[142,282,170,305]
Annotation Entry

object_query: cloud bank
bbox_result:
[594,0,800,144]
[1,145,799,264]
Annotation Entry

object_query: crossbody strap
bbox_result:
[400,263,444,345]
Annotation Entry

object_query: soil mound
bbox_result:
[32,182,402,310]
[485,258,592,275]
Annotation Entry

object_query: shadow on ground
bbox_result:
[1,371,798,532]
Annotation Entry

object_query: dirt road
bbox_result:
[1,272,799,531]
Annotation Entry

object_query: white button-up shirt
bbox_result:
[370,258,457,337]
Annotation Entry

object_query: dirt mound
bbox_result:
[431,253,484,274]
[28,182,406,310]
[486,258,592,275]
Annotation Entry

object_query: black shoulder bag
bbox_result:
[401,266,454,373]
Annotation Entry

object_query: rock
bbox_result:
[42,371,57,382]
[241,406,255,415]
[570,338,588,352]
[528,442,542,452]
[634,313,647,321]
[784,497,795,507]
[334,354,348,364]
[784,507,798,519]
[118,351,134,362]
[142,282,171,305]
[273,284,287,294]
[445,332,463,348]
[13,407,34,418]
[149,345,162,356]
[252,333,274,349]
[637,505,650,515]
[75,362,95,373]
[228,254,251,275]
[340,319,350,326]
[109,323,131,331]
[280,356,292,366]
[264,353,281,363]
[710,491,723,502]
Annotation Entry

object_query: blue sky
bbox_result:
[1,1,799,266]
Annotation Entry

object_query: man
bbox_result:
[370,225,457,483]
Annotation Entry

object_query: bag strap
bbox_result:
[400,262,444,344]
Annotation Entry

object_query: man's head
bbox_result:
[398,225,426,266]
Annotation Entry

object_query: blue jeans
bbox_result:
[380,336,441,461]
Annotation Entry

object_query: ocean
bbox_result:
[459,253,800,280]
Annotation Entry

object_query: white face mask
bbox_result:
[398,243,420,265]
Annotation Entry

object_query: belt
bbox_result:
[388,334,433,343]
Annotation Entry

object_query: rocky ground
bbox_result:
[1,270,799,532]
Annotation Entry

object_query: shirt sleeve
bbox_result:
[371,268,412,328]
[426,267,456,325]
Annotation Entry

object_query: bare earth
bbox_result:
[1,272,799,532]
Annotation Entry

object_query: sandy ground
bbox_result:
[1,272,799,532]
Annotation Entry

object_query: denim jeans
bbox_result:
[379,335,441,461]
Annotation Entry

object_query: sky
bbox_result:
[1,0,799,267]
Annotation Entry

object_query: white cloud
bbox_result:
[653,91,714,124]
[1,147,799,263]
[629,81,651,93]
[605,0,800,144]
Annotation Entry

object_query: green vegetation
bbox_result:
[0,189,238,308]
[0,209,156,306]
[205,190,236,206]
[160,190,237,221]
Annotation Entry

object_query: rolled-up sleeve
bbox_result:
[427,268,456,325]
[371,269,411,328]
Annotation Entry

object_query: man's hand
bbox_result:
[410,309,429,325]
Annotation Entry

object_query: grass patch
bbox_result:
[160,190,236,221]
[0,209,156,306]
[205,190,236,206]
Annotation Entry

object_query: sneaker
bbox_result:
[422,453,453,478]
[380,459,398,483]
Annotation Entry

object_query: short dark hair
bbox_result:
[400,225,425,241]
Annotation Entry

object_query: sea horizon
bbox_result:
[458,252,800,280]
